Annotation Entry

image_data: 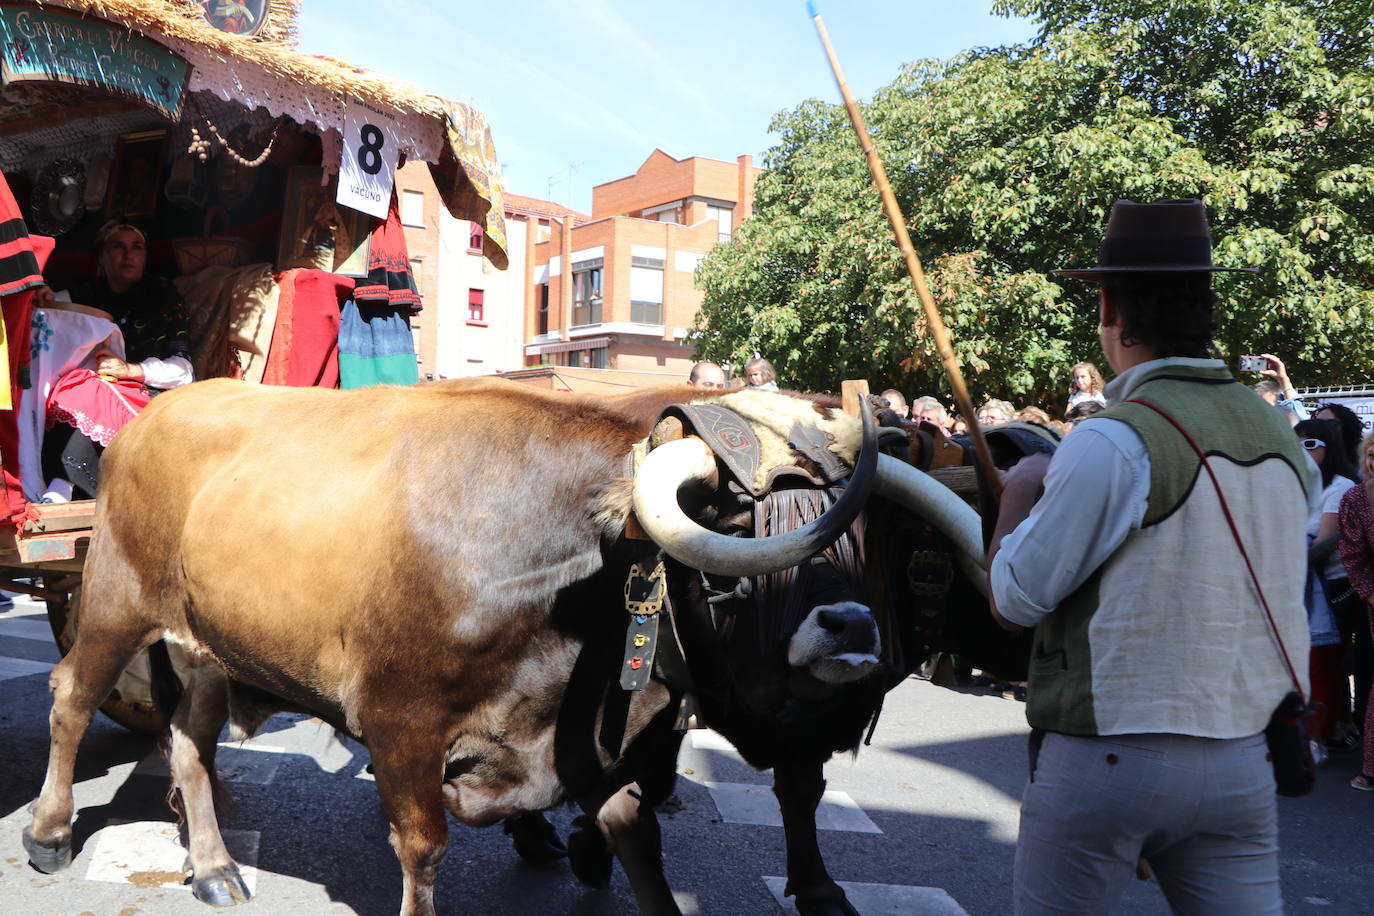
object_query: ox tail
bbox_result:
[147,639,184,726]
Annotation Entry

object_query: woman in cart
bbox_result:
[34,221,194,501]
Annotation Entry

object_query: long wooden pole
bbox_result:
[807,3,1001,499]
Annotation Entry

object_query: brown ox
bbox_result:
[23,377,987,915]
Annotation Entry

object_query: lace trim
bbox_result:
[46,405,123,448]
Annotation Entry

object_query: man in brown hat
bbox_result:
[987,200,1317,913]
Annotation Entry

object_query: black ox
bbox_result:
[23,378,995,915]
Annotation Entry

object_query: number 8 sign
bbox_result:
[337,98,399,220]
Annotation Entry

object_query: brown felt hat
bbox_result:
[1054,198,1258,281]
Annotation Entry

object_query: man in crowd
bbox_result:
[880,388,909,418]
[976,399,1015,427]
[687,361,726,390]
[913,395,952,435]
[987,199,1315,914]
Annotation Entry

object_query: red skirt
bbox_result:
[46,368,151,446]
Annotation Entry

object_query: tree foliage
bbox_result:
[692,0,1374,407]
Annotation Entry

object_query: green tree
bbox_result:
[693,0,1374,407]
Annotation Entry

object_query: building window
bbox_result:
[400,190,425,227]
[572,262,603,326]
[537,219,551,243]
[469,222,484,253]
[706,204,733,242]
[537,283,549,335]
[410,259,423,296]
[656,209,680,225]
[468,288,484,323]
[630,256,664,325]
[589,346,608,369]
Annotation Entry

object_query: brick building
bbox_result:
[395,163,571,378]
[521,150,760,377]
[394,150,761,384]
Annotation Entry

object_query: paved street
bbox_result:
[0,596,1370,915]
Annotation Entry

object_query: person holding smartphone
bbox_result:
[1244,353,1310,423]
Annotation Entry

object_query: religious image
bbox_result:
[197,0,268,36]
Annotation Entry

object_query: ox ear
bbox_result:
[587,478,637,541]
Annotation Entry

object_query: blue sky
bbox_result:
[297,1,1036,213]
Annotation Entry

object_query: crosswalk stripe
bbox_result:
[700,781,882,834]
[688,729,737,753]
[762,876,968,915]
[0,616,56,642]
[84,819,260,893]
[0,655,53,681]
[134,744,288,786]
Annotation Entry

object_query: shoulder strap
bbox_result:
[1125,398,1306,701]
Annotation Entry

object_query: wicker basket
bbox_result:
[173,206,252,276]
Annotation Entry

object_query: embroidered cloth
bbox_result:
[46,369,151,446]
[17,308,124,500]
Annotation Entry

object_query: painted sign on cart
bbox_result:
[0,4,190,121]
[337,97,399,221]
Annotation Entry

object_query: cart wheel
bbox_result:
[45,586,170,735]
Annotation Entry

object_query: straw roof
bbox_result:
[27,0,509,266]
[39,1,447,120]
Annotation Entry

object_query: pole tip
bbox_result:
[806,0,819,18]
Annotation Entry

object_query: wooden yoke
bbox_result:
[840,379,870,418]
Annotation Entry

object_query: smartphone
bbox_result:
[1239,355,1269,373]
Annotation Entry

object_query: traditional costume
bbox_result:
[992,200,1316,914]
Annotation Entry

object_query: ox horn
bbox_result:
[632,404,879,577]
[872,455,990,597]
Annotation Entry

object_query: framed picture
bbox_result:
[277,166,372,277]
[105,130,168,221]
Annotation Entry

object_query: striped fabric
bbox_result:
[0,173,43,297]
[352,191,421,310]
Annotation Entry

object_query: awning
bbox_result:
[22,0,509,267]
[526,336,611,356]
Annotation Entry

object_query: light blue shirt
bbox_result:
[1277,396,1310,422]
[991,358,1320,628]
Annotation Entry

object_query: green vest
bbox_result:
[1026,363,1311,736]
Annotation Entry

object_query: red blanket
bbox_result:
[262,269,355,388]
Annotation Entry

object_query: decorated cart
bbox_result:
[0,0,507,729]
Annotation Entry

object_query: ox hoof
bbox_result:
[789,881,859,916]
[505,813,568,866]
[22,827,72,874]
[567,816,612,889]
[192,864,252,907]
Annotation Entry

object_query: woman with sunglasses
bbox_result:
[1295,419,1359,761]
[1339,432,1374,790]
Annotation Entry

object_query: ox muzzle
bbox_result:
[786,600,880,684]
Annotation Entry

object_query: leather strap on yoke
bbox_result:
[656,402,846,497]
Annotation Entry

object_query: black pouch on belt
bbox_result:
[1265,691,1316,798]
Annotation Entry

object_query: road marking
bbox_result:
[702,781,881,833]
[688,729,737,753]
[762,877,967,915]
[134,744,287,786]
[247,716,356,773]
[0,655,53,681]
[85,819,259,893]
[0,616,56,642]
